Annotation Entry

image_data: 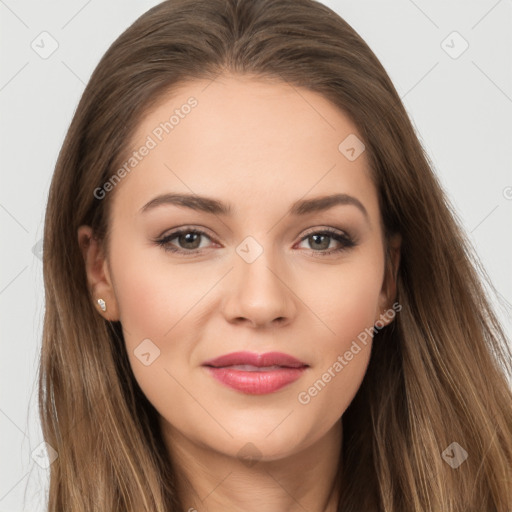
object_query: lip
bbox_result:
[202,351,307,368]
[202,351,309,395]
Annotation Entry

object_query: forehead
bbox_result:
[110,74,379,223]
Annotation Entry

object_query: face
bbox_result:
[79,73,399,464]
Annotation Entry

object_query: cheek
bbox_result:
[114,264,173,341]
[326,268,382,337]
[110,236,193,341]
[109,234,210,377]
[296,254,383,419]
[296,342,372,436]
[309,250,384,348]
[110,248,195,419]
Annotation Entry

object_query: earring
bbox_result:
[97,298,107,312]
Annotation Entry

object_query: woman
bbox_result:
[40,0,512,510]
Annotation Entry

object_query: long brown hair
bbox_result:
[40,0,512,510]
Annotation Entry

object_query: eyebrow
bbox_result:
[139,192,369,221]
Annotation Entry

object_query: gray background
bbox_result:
[1,0,511,510]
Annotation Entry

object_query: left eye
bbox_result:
[155,227,355,255]
[296,231,353,252]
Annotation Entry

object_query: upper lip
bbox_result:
[202,351,308,368]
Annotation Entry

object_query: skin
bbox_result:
[78,73,401,512]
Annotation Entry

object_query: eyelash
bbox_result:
[154,226,356,257]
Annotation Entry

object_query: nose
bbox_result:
[221,250,297,329]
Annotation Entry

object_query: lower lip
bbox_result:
[204,366,307,394]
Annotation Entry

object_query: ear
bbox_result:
[375,233,401,327]
[77,225,120,321]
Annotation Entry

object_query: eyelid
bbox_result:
[299,225,351,239]
[156,224,216,240]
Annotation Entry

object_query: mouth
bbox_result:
[202,351,309,394]
[214,364,295,372]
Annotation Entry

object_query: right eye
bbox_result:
[155,227,216,254]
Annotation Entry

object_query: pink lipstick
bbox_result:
[202,351,309,394]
